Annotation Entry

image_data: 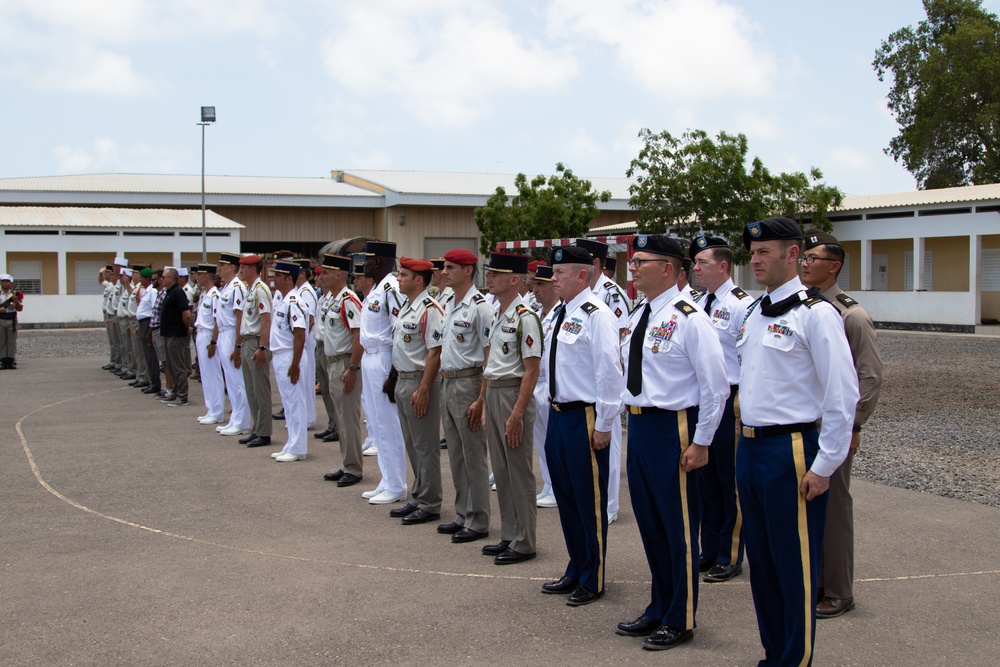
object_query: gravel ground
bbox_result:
[11,328,1000,507]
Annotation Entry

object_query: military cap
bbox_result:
[689,235,730,259]
[218,252,242,265]
[323,254,352,272]
[443,248,477,266]
[575,238,609,262]
[295,258,312,271]
[272,260,300,278]
[631,234,685,259]
[551,245,593,265]
[114,256,128,266]
[604,257,617,272]
[352,257,366,274]
[197,263,217,274]
[365,240,397,258]
[803,228,842,250]
[238,254,263,266]
[104,264,115,272]
[430,258,445,271]
[400,257,434,272]
[485,252,529,274]
[742,217,803,249]
[534,265,553,282]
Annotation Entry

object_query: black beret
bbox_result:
[631,234,685,260]
[803,228,842,250]
[743,217,803,249]
[575,238,609,262]
[551,246,594,265]
[485,252,529,274]
[322,254,352,272]
[689,235,730,260]
[365,240,397,258]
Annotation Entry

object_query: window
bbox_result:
[982,248,1000,290]
[904,251,933,291]
[8,260,42,295]
[837,252,850,291]
[75,261,107,295]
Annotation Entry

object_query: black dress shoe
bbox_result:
[481,540,511,556]
[494,548,536,565]
[321,430,340,442]
[134,381,150,388]
[437,521,463,535]
[245,436,272,447]
[698,557,714,573]
[323,470,346,481]
[238,433,257,445]
[541,576,578,594]
[451,528,488,543]
[642,626,693,651]
[616,614,661,637]
[703,562,743,583]
[336,473,362,487]
[389,503,419,518]
[141,386,160,394]
[401,508,441,525]
[102,363,115,370]
[121,373,136,380]
[128,380,140,386]
[440,437,447,450]
[272,409,285,420]
[566,585,603,607]
[313,429,333,440]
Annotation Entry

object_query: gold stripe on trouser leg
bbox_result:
[791,432,813,667]
[730,393,744,564]
[585,406,604,592]
[677,410,695,629]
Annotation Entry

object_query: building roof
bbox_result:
[0,173,377,197]
[0,206,243,229]
[838,182,1000,212]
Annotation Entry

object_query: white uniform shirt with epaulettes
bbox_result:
[323,286,363,356]
[620,286,729,447]
[485,294,543,380]
[216,277,246,330]
[240,277,273,337]
[196,286,220,332]
[296,282,319,335]
[550,289,624,432]
[360,275,406,351]
[269,291,306,354]
[392,289,444,373]
[441,287,493,372]
[536,300,564,387]
[314,291,334,345]
[694,278,755,385]
[736,276,860,478]
[593,278,631,329]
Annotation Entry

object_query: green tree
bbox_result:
[873,0,1000,188]
[474,163,611,257]
[626,128,843,261]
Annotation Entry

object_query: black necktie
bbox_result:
[703,292,716,317]
[548,306,566,400]
[626,303,651,396]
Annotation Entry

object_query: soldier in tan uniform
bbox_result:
[801,229,883,619]
[238,254,274,448]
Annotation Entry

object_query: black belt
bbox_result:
[740,421,818,439]
[551,401,593,413]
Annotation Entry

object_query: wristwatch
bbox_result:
[235,344,242,349]
[349,364,360,372]
[259,346,267,351]
[210,340,217,345]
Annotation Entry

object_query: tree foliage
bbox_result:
[474,163,611,257]
[626,128,843,261]
[873,0,1000,188]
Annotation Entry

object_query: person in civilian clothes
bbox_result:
[541,246,624,607]
[614,234,729,651]
[737,217,859,667]
[800,228,884,620]
[530,265,561,509]
[321,254,366,487]
[238,255,274,448]
[194,263,225,425]
[158,268,192,407]
[690,235,756,583]
[389,257,445,525]
[268,262,309,462]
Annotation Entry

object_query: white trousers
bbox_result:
[195,328,225,420]
[360,349,407,496]
[532,383,554,497]
[274,351,308,456]
[218,328,250,430]
[300,329,317,428]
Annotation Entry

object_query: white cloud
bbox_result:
[319,1,577,127]
[51,138,186,174]
[547,0,777,102]
[732,111,781,140]
[828,147,875,172]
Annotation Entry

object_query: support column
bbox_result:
[971,234,982,325]
[57,251,68,295]
[0,249,6,275]
[861,239,872,291]
[172,251,183,270]
[913,237,926,290]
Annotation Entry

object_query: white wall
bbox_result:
[853,291,976,326]
[18,295,104,325]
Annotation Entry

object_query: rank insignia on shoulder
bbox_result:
[690,289,702,299]
[580,302,598,315]
[836,293,859,308]
[423,297,434,307]
[676,300,695,316]
[731,286,750,299]
[515,305,528,315]
[472,293,485,303]
[804,296,826,309]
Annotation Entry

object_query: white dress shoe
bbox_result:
[608,511,618,524]
[216,424,229,432]
[368,489,403,504]
[361,486,384,499]
[362,445,378,456]
[537,493,558,508]
[271,451,284,459]
[219,425,248,436]
[274,452,306,462]
[198,416,223,425]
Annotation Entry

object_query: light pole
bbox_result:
[199,106,216,262]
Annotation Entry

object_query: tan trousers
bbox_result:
[327,353,363,477]
[820,449,855,599]
[442,372,490,533]
[241,334,273,437]
[395,372,443,513]
[485,380,537,554]
[315,341,338,432]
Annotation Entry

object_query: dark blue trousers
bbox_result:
[737,430,828,667]
[545,404,608,594]
[698,388,744,566]
[627,407,701,630]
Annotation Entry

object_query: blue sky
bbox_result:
[2,0,996,195]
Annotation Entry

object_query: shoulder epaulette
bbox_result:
[731,286,750,300]
[422,296,434,307]
[836,293,859,308]
[580,302,598,315]
[690,289,702,299]
[804,295,827,309]
[285,293,298,302]
[515,304,529,316]
[675,300,696,316]
[472,293,485,304]
[602,280,616,290]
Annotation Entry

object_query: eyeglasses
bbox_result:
[628,258,670,268]
[799,255,839,266]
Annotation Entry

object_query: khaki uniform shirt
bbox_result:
[484,294,542,380]
[440,287,493,372]
[821,284,883,427]
[241,277,272,337]
[391,289,444,373]
[323,287,363,356]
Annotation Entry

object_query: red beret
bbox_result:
[239,254,262,265]
[443,249,477,266]
[313,267,323,275]
[527,260,548,272]
[400,257,434,272]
